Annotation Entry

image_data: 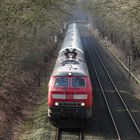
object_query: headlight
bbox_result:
[81,102,85,106]
[55,102,59,106]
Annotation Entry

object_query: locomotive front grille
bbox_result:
[57,102,82,107]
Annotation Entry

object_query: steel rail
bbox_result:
[55,128,84,140]
[79,129,84,140]
[55,128,61,140]
[82,38,121,140]
[88,37,140,137]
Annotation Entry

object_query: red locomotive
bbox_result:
[48,23,93,121]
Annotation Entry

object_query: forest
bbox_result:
[0,0,74,85]
[87,0,140,59]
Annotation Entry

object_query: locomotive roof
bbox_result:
[52,63,88,77]
[52,23,89,77]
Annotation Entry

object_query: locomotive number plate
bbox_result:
[66,94,73,99]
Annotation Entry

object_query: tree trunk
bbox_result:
[130,35,140,60]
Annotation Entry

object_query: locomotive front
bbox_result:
[48,23,93,120]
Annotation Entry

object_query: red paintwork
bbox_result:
[48,76,93,108]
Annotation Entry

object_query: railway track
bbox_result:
[82,36,140,140]
[55,128,84,140]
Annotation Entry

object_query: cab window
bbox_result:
[72,77,85,87]
[54,77,68,87]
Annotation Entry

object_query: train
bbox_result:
[48,23,93,121]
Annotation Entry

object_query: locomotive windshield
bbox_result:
[54,77,68,87]
[72,77,85,87]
